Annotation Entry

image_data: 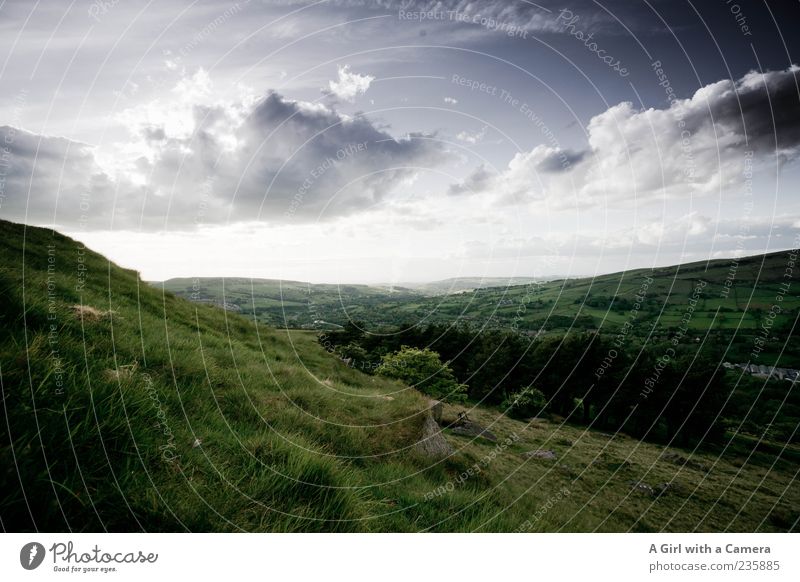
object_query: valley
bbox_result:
[1,219,797,532]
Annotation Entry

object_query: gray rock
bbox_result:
[429,399,443,424]
[451,421,498,442]
[415,415,454,458]
[522,449,557,460]
[628,480,655,495]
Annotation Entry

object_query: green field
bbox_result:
[158,276,419,330]
[1,219,798,532]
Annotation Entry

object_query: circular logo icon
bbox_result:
[20,542,46,570]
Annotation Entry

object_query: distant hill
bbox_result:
[398,276,550,295]
[392,250,799,366]
[157,276,420,329]
[157,252,799,365]
[158,276,418,300]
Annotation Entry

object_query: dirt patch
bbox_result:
[70,304,115,321]
[103,363,138,382]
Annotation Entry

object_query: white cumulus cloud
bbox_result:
[452,66,800,208]
[327,65,375,102]
[456,126,486,144]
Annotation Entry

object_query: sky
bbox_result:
[1,0,799,283]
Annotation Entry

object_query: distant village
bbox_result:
[190,298,242,313]
[724,362,800,382]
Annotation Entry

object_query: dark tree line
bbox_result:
[321,322,732,447]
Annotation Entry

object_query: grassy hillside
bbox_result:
[1,219,797,532]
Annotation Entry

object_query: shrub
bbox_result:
[502,386,547,419]
[336,342,369,367]
[376,346,468,403]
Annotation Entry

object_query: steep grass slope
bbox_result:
[0,220,438,531]
[1,220,797,532]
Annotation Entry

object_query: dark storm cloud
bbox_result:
[448,164,494,196]
[0,126,124,228]
[535,148,587,173]
[695,66,800,153]
[0,91,450,230]
[271,0,570,33]
[222,91,450,221]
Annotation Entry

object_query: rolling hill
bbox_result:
[157,276,419,329]
[159,251,800,367]
[398,276,548,295]
[1,219,798,532]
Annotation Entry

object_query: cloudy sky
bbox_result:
[1,0,799,283]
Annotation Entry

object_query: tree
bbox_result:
[532,333,598,416]
[502,386,547,419]
[376,346,468,403]
[335,343,368,368]
[663,355,727,445]
[340,320,366,344]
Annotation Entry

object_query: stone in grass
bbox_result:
[429,399,443,424]
[451,423,498,442]
[628,480,655,496]
[522,449,557,460]
[416,415,454,458]
[450,412,498,442]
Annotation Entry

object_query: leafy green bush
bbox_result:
[502,386,547,419]
[336,342,369,366]
[376,346,467,403]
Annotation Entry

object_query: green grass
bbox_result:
[1,219,798,532]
